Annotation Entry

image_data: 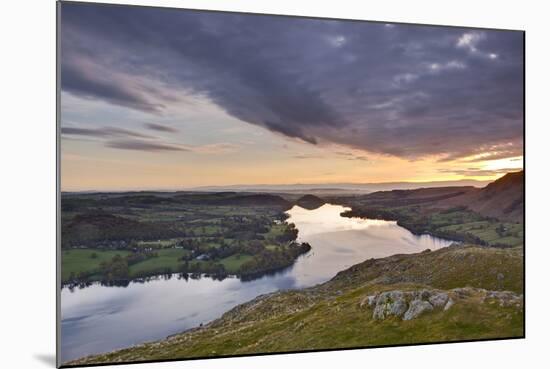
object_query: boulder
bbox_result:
[403,300,433,321]
[444,298,454,311]
[372,291,408,319]
[428,292,449,308]
[359,295,377,308]
[389,298,408,317]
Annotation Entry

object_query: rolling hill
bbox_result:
[435,171,524,223]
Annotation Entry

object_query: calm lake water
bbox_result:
[61,204,453,362]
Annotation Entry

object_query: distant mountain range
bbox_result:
[191,178,492,194]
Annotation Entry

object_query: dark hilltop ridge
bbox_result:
[336,171,524,247]
[336,171,524,223]
[435,171,524,223]
[295,194,326,210]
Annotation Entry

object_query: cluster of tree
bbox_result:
[273,223,299,243]
[495,224,510,237]
[66,270,95,284]
[126,251,158,266]
[99,254,129,281]
[61,210,184,248]
[341,208,398,222]
[179,261,227,278]
[238,242,311,277]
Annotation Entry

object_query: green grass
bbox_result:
[439,221,523,247]
[61,249,131,282]
[219,254,253,273]
[264,224,286,239]
[129,248,188,276]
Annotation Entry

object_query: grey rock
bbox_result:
[411,289,432,300]
[389,298,408,316]
[372,303,387,320]
[367,295,377,306]
[403,300,433,320]
[452,287,477,298]
[485,290,523,307]
[428,292,449,308]
[420,290,432,300]
[373,291,408,319]
[359,295,377,308]
[444,298,454,311]
[497,273,505,281]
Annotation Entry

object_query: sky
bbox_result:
[60,3,524,191]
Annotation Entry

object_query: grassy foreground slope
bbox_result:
[68,244,523,365]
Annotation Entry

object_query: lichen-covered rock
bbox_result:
[359,295,377,308]
[485,291,523,307]
[389,298,408,317]
[372,291,407,319]
[444,298,454,311]
[403,300,433,320]
[362,286,506,322]
[451,287,480,298]
[428,292,449,307]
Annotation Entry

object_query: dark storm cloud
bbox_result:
[60,3,524,160]
[144,123,179,133]
[61,57,165,113]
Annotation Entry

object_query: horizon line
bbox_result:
[59,175,515,193]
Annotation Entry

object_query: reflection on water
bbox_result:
[61,204,452,362]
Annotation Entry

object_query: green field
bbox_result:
[219,254,254,273]
[440,220,523,247]
[61,249,131,282]
[128,248,189,277]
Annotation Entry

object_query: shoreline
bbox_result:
[61,241,311,289]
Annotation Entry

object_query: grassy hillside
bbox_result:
[436,171,524,223]
[67,244,523,365]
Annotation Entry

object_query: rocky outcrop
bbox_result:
[361,289,446,321]
[403,300,434,320]
[360,287,522,321]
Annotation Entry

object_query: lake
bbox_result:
[61,204,453,362]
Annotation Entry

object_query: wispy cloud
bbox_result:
[105,139,188,152]
[292,154,324,160]
[438,167,521,177]
[144,123,179,133]
[61,126,155,139]
[191,143,240,154]
[438,142,523,163]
